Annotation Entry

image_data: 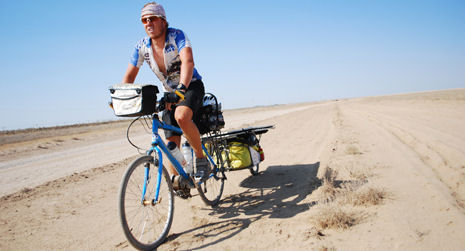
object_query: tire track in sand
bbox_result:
[349,104,465,213]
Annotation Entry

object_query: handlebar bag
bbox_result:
[109,84,159,117]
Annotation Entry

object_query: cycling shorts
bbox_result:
[162,79,205,138]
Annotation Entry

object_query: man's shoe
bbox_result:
[194,157,211,182]
[175,188,191,199]
[171,175,191,199]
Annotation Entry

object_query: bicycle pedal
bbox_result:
[172,175,190,190]
[175,189,191,199]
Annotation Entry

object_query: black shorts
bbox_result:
[162,79,205,138]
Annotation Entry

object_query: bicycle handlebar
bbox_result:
[156,90,185,112]
[174,90,185,101]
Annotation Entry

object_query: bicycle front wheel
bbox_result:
[119,155,174,250]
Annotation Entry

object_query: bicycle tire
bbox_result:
[249,164,260,176]
[197,169,225,207]
[119,155,174,250]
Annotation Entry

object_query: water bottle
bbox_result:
[167,142,186,168]
[182,142,194,174]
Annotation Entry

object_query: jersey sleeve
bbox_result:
[174,29,192,52]
[129,42,145,68]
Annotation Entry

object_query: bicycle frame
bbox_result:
[142,114,217,204]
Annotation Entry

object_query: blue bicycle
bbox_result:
[117,93,226,250]
[110,83,272,250]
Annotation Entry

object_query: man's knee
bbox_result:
[174,106,193,126]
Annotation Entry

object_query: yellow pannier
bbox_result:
[227,142,252,169]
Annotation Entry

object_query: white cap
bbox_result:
[141,2,166,20]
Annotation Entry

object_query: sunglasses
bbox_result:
[141,16,161,24]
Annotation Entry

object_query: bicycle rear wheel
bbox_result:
[119,155,174,250]
[197,169,225,207]
[198,137,226,206]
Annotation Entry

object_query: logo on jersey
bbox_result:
[165,45,175,53]
[144,53,151,67]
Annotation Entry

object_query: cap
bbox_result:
[141,2,166,20]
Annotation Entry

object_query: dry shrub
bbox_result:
[320,167,339,202]
[304,227,325,240]
[340,161,370,181]
[352,187,387,206]
[319,246,337,251]
[314,204,360,230]
[345,145,362,155]
[348,168,369,181]
[338,186,387,206]
[323,167,338,183]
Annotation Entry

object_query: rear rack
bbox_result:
[202,125,274,141]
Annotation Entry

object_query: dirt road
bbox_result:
[1,89,465,250]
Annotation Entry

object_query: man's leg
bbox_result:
[166,133,191,199]
[166,135,181,176]
[174,106,204,159]
[175,105,210,181]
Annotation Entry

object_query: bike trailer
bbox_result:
[109,83,159,117]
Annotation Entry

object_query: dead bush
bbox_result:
[313,204,361,230]
[351,187,387,206]
[319,246,337,251]
[338,185,387,206]
[320,167,339,202]
[345,145,362,155]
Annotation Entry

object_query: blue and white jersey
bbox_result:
[130,28,202,92]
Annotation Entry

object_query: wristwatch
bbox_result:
[177,83,187,92]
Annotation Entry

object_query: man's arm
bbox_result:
[179,47,195,88]
[122,63,140,83]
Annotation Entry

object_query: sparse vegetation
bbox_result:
[347,167,369,180]
[345,145,362,155]
[320,167,339,202]
[313,204,361,230]
[311,165,387,235]
[337,185,388,206]
[312,167,362,231]
[319,245,337,251]
[351,187,387,206]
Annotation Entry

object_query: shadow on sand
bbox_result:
[165,162,321,250]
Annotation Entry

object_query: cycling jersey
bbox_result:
[130,28,202,92]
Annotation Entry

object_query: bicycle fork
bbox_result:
[140,148,163,206]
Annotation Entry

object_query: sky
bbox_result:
[0,0,464,130]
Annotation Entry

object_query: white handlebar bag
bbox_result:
[109,84,159,117]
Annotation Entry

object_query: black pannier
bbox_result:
[109,84,159,117]
[195,93,225,134]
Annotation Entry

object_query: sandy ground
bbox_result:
[1,89,465,250]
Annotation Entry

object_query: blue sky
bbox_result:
[0,0,464,130]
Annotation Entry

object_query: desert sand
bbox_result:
[1,88,465,250]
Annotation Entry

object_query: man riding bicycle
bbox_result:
[122,2,210,198]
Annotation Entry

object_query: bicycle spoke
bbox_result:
[119,156,174,249]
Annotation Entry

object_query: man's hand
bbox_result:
[175,83,187,99]
[163,83,187,110]
[164,92,180,103]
